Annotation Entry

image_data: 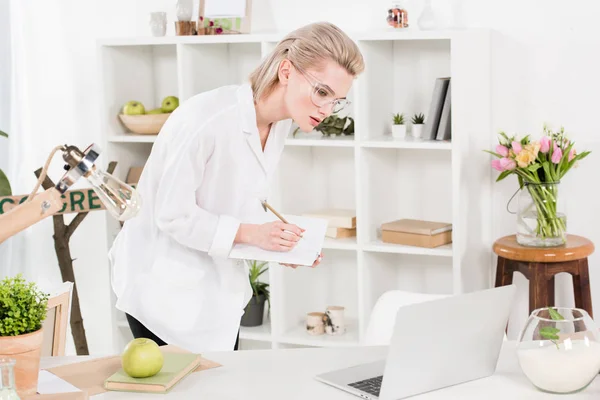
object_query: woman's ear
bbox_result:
[278,59,292,85]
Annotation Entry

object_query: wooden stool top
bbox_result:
[493,235,594,262]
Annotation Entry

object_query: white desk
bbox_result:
[41,342,599,399]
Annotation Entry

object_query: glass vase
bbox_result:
[149,12,167,37]
[0,359,20,400]
[517,307,600,394]
[417,0,437,30]
[516,182,567,247]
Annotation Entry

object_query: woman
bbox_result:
[108,21,365,353]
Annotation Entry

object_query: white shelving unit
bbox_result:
[97,29,493,353]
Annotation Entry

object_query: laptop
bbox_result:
[315,285,516,400]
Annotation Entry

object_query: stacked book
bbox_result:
[422,77,452,142]
[380,219,452,248]
[302,208,356,239]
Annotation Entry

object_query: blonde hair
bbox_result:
[249,22,365,102]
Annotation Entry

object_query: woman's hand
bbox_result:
[237,222,304,251]
[281,252,323,269]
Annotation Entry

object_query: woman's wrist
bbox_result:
[235,223,257,245]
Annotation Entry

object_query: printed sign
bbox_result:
[0,189,106,215]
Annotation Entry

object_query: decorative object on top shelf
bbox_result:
[118,97,179,135]
[381,219,452,248]
[0,274,49,397]
[306,312,326,336]
[391,113,406,138]
[410,113,425,138]
[417,0,438,30]
[198,0,253,35]
[324,306,346,335]
[517,307,600,394]
[0,130,11,196]
[176,0,194,21]
[241,260,270,327]
[175,21,197,35]
[292,115,354,138]
[149,12,167,37]
[387,2,408,28]
[486,125,590,247]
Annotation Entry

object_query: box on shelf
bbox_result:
[381,219,452,248]
[302,208,357,239]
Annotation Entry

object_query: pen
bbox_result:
[260,199,304,240]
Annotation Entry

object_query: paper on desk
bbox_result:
[204,0,246,17]
[229,215,328,266]
[37,370,82,394]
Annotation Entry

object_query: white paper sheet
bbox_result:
[204,0,246,17]
[229,214,328,266]
[37,370,82,394]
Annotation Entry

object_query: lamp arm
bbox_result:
[0,187,63,245]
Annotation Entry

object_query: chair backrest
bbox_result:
[363,289,508,346]
[42,281,73,357]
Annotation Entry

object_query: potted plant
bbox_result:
[0,129,11,196]
[0,274,49,397]
[240,260,270,327]
[392,113,406,138]
[411,113,425,138]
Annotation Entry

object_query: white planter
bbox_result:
[411,124,424,138]
[391,125,406,138]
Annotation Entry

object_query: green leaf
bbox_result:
[527,163,541,173]
[495,170,512,182]
[0,130,7,138]
[483,150,503,158]
[539,326,560,341]
[548,308,565,321]
[0,168,11,196]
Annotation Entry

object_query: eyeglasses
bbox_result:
[293,64,351,114]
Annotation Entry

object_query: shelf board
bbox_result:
[98,33,282,47]
[108,134,157,143]
[278,320,360,348]
[285,136,355,147]
[352,29,455,41]
[239,321,272,342]
[361,136,451,150]
[322,237,358,250]
[363,240,453,257]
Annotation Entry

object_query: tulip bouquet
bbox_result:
[486,125,590,245]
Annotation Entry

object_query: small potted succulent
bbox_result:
[392,113,406,138]
[0,274,49,397]
[411,113,425,138]
[240,260,270,327]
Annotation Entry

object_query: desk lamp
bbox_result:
[0,143,141,244]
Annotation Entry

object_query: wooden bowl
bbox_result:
[118,113,170,135]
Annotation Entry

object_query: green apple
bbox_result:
[147,108,164,115]
[123,101,146,115]
[161,96,179,113]
[121,338,164,378]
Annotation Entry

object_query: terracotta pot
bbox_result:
[0,328,44,396]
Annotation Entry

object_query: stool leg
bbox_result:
[547,276,555,307]
[494,257,513,287]
[573,258,593,318]
[529,263,549,315]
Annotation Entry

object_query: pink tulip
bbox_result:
[551,145,563,164]
[569,148,576,162]
[512,141,522,155]
[491,159,504,171]
[540,136,551,153]
[496,145,509,157]
[500,157,516,170]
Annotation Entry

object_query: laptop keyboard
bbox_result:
[348,375,383,397]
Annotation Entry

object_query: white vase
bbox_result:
[149,12,167,37]
[176,0,194,21]
[392,125,406,138]
[411,124,424,138]
[418,0,438,30]
[324,306,346,335]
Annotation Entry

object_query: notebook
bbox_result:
[104,352,202,393]
[229,214,328,266]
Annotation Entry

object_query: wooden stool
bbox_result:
[493,234,595,318]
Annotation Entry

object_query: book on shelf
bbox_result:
[302,208,356,229]
[381,219,452,248]
[326,226,356,239]
[435,79,451,141]
[104,352,202,394]
[423,77,451,141]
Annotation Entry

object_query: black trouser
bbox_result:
[125,313,240,350]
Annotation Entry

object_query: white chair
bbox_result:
[363,290,508,346]
[42,281,73,357]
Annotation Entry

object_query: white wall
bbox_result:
[4,0,600,355]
